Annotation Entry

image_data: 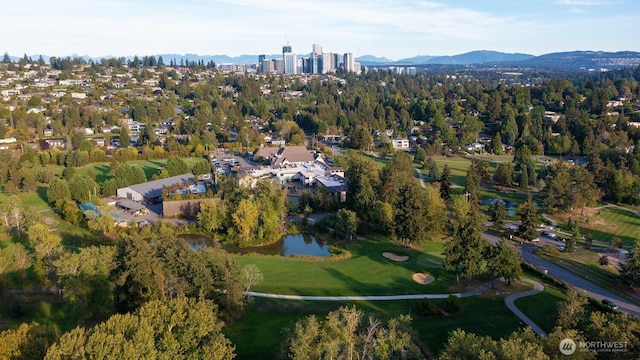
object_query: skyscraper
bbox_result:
[343,52,355,73]
[283,45,296,74]
[310,44,323,74]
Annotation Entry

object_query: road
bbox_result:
[483,231,640,317]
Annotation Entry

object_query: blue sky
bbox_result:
[2,0,638,60]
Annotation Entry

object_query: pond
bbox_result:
[180,233,332,257]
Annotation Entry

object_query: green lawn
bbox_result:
[551,206,640,247]
[0,187,51,211]
[233,238,452,296]
[514,277,567,334]
[52,157,204,183]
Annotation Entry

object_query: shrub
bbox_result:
[598,255,609,266]
[416,298,440,317]
[442,294,462,314]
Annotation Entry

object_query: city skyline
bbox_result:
[1,0,639,60]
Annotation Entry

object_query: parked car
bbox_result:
[602,299,619,310]
[557,246,565,252]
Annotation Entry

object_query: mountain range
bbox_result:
[8,50,640,70]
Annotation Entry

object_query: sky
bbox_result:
[2,0,639,60]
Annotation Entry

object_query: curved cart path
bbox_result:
[504,278,547,337]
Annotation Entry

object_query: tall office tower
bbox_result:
[312,43,323,56]
[343,52,355,73]
[261,59,273,73]
[257,55,266,73]
[334,53,341,70]
[302,58,310,73]
[321,52,333,74]
[274,58,285,73]
[283,45,296,74]
[310,44,323,74]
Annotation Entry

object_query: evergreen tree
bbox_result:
[520,165,529,190]
[440,164,452,201]
[119,125,130,148]
[620,238,640,288]
[489,200,507,227]
[46,178,71,204]
[491,132,503,154]
[518,196,539,241]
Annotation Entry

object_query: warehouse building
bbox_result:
[116,173,195,203]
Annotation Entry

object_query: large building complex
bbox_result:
[258,43,359,75]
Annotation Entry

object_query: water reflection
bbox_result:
[181,233,332,257]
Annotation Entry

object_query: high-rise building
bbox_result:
[274,58,284,73]
[310,44,323,74]
[261,59,273,73]
[321,52,333,74]
[283,45,296,74]
[312,44,323,56]
[284,53,297,74]
[343,53,355,72]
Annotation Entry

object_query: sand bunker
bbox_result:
[412,273,435,285]
[383,252,409,262]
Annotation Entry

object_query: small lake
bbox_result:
[181,233,332,257]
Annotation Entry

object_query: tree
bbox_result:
[520,165,529,190]
[53,246,116,320]
[345,153,380,221]
[370,200,394,234]
[493,163,513,187]
[27,223,63,273]
[491,132,503,154]
[68,174,99,203]
[0,323,60,360]
[444,196,486,284]
[620,238,640,288]
[547,163,572,212]
[192,159,211,176]
[45,297,236,360]
[334,208,358,240]
[611,237,623,249]
[46,178,70,204]
[242,264,263,295]
[232,199,259,247]
[566,218,580,253]
[348,125,372,150]
[428,160,440,180]
[165,156,191,176]
[415,147,427,163]
[486,239,522,289]
[439,328,548,360]
[556,289,587,330]
[440,164,452,201]
[119,125,130,148]
[0,243,33,292]
[280,306,420,360]
[489,200,507,227]
[198,198,228,233]
[518,196,539,242]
